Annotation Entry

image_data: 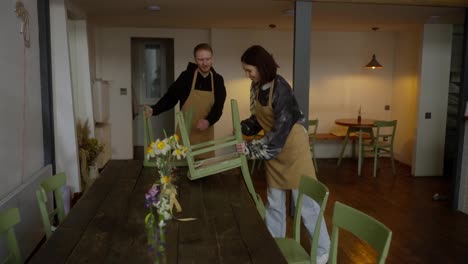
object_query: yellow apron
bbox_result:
[177,69,215,159]
[255,80,316,189]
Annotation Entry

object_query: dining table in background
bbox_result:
[335,118,376,176]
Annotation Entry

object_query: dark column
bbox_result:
[38,0,56,173]
[293,0,312,126]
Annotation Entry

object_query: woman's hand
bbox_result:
[236,142,246,154]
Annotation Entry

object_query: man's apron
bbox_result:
[177,69,215,159]
[254,80,316,189]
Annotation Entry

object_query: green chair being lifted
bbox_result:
[176,99,265,218]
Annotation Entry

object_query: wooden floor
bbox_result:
[134,147,468,263]
[251,158,468,264]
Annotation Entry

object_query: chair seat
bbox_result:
[275,238,310,264]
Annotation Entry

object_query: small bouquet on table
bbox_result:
[144,133,188,262]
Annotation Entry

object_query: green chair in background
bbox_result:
[275,176,329,264]
[362,120,397,177]
[308,119,319,174]
[177,99,265,218]
[36,172,67,239]
[329,202,392,264]
[0,208,22,264]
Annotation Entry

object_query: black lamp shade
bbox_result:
[365,54,383,69]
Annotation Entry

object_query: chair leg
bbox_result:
[312,147,318,175]
[241,157,265,219]
[390,149,396,175]
[373,148,378,177]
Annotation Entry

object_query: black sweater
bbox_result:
[151,62,226,126]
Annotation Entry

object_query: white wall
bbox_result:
[0,0,50,259]
[0,0,44,200]
[94,27,210,159]
[412,24,453,177]
[50,0,81,191]
[391,31,422,165]
[94,27,424,162]
[68,19,95,136]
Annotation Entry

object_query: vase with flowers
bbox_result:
[144,133,187,263]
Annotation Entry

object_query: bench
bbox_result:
[243,132,372,142]
[315,132,371,141]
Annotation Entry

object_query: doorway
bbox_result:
[131,38,174,147]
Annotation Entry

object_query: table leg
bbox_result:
[337,128,351,166]
[358,128,363,176]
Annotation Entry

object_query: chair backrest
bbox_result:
[308,119,319,150]
[292,175,329,263]
[36,173,67,239]
[329,202,392,264]
[143,108,192,167]
[308,119,319,136]
[0,208,22,264]
[373,120,397,146]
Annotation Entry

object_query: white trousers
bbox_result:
[265,187,330,257]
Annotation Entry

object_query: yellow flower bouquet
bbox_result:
[144,133,187,261]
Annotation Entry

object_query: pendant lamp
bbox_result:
[365,27,383,70]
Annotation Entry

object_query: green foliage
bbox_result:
[76,119,104,165]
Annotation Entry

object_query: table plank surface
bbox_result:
[31,161,286,264]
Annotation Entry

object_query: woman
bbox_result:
[236,45,330,264]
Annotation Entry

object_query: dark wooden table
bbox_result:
[30,160,286,264]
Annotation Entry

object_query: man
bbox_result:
[144,43,226,158]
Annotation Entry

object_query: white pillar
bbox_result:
[50,0,81,192]
[68,20,95,136]
[412,24,453,177]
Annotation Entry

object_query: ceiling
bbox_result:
[69,0,466,31]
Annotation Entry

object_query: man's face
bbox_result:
[195,50,213,74]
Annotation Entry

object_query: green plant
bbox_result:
[83,138,104,165]
[76,119,104,166]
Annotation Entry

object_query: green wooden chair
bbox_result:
[275,176,329,264]
[143,109,192,167]
[329,202,392,264]
[0,208,21,264]
[36,172,67,239]
[362,120,397,177]
[176,99,265,218]
[308,119,319,174]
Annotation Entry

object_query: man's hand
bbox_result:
[236,142,246,154]
[144,105,153,118]
[196,119,210,131]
